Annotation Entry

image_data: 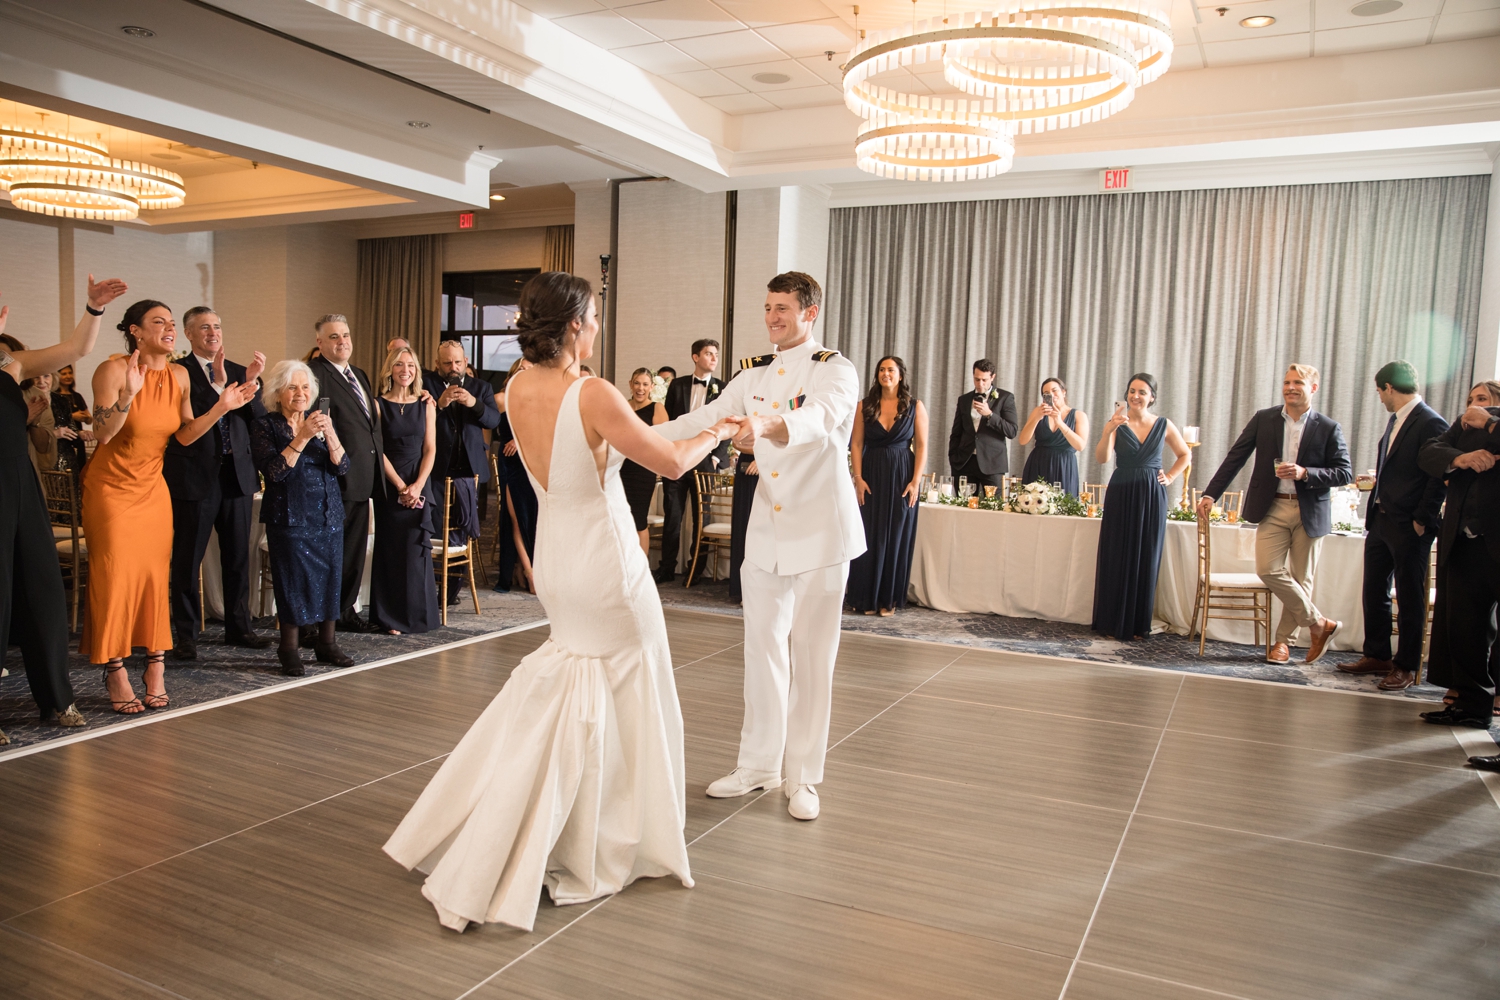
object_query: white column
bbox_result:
[1474,152,1500,383]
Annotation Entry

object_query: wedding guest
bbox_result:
[728,442,757,604]
[422,340,501,605]
[849,356,928,616]
[86,300,258,712]
[21,372,59,474]
[0,275,127,739]
[301,345,321,363]
[370,347,439,635]
[655,339,728,583]
[947,358,1017,489]
[308,315,384,632]
[51,365,91,472]
[1198,364,1353,664]
[657,366,676,383]
[1425,381,1500,715]
[164,306,271,660]
[1417,390,1500,739]
[1091,374,1190,641]
[1337,362,1446,691]
[386,337,409,354]
[494,357,538,592]
[251,360,354,675]
[620,367,667,554]
[1018,377,1088,495]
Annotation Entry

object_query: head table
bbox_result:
[909,502,1366,651]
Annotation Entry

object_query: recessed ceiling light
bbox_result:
[490,194,505,201]
[121,25,155,38]
[1240,14,1276,27]
[1351,0,1402,14]
[406,120,430,129]
[751,72,792,85]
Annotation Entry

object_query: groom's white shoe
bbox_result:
[786,783,819,821]
[706,767,782,798]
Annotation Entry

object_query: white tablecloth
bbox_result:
[909,503,1364,650]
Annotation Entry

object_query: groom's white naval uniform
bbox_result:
[658,335,864,817]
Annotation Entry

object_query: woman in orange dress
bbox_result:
[86,300,257,714]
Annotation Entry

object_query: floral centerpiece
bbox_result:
[650,374,668,404]
[929,480,1091,517]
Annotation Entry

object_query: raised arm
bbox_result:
[1059,409,1088,452]
[1202,413,1260,501]
[655,374,749,441]
[581,377,737,479]
[173,367,258,446]
[1017,404,1045,446]
[1095,403,1125,465]
[1,275,128,383]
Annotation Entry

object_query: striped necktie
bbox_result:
[342,366,370,419]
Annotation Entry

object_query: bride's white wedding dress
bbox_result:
[383,377,693,932]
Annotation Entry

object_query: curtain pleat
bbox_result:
[824,176,1489,493]
[354,234,442,380]
[543,225,575,274]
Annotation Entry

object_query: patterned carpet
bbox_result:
[656,578,1448,701]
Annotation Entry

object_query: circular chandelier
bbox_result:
[843,2,1173,182]
[0,126,186,221]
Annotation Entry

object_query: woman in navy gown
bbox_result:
[1017,377,1088,495]
[370,346,440,634]
[619,367,666,555]
[252,360,354,675]
[1091,373,1191,641]
[848,356,928,616]
[495,358,538,593]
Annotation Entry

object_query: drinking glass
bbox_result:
[958,475,968,496]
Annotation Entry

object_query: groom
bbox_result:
[657,271,864,820]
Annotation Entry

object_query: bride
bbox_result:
[384,272,737,932]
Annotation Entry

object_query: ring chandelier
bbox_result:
[843,2,1173,182]
[0,126,186,221]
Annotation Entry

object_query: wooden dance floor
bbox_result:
[2,609,1498,999]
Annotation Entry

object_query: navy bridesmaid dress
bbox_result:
[848,405,919,613]
[1021,409,1080,495]
[1091,417,1168,640]
[493,412,538,592]
[369,398,440,634]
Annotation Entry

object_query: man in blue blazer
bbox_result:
[422,340,501,601]
[164,306,271,659]
[1199,364,1353,664]
[1339,362,1447,691]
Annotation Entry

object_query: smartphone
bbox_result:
[315,397,330,440]
[413,496,425,509]
[1042,392,1054,407]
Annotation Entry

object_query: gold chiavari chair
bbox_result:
[1191,510,1273,657]
[489,451,506,571]
[433,476,482,623]
[1081,483,1106,508]
[39,469,86,632]
[685,470,735,588]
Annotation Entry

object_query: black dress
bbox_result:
[494,412,538,592]
[0,357,75,716]
[619,402,659,532]
[1092,417,1169,640]
[1021,409,1080,495]
[847,405,919,613]
[370,398,440,634]
[728,451,758,603]
[251,413,350,628]
[50,389,88,472]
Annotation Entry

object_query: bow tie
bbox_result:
[694,377,710,387]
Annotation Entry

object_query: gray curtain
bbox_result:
[824,175,1489,496]
[354,234,443,380]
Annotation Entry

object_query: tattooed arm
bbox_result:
[91,353,146,446]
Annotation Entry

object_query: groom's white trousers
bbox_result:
[736,559,849,786]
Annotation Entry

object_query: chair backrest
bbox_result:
[918,471,935,496]
[1196,510,1212,583]
[1219,490,1244,516]
[1082,483,1106,507]
[693,470,734,526]
[489,451,501,489]
[38,469,81,531]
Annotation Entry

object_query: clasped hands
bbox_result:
[295,411,340,449]
[438,384,475,409]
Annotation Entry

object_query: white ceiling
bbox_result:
[514,0,1500,113]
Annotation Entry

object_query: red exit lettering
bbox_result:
[1100,168,1131,193]
[458,211,475,229]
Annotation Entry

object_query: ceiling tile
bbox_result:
[663,68,745,97]
[764,85,845,109]
[1431,6,1500,37]
[673,28,784,65]
[554,9,662,47]
[616,0,744,40]
[711,1,839,28]
[754,17,858,58]
[1195,0,1310,41]
[796,53,846,85]
[512,0,605,16]
[612,40,708,73]
[1441,0,1500,13]
[1169,44,1206,70]
[1313,17,1434,54]
[705,92,779,114]
[716,58,826,90]
[1314,0,1441,30]
[1201,32,1311,64]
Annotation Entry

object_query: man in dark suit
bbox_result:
[1199,364,1353,665]
[1416,400,1500,736]
[1337,362,1447,691]
[164,307,272,659]
[655,339,729,583]
[423,339,502,602]
[308,314,384,632]
[947,358,1017,489]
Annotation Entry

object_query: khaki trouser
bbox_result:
[1256,498,1325,644]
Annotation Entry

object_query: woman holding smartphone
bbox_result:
[251,359,353,675]
[1017,376,1087,495]
[1090,373,1191,641]
[369,345,440,635]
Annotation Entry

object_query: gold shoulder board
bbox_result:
[740,355,774,369]
[812,350,839,362]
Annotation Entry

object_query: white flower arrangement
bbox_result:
[650,375,668,404]
[1014,481,1057,516]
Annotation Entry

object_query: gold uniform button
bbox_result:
[770,471,779,478]
[772,401,780,409]
[773,504,782,512]
[777,368,785,375]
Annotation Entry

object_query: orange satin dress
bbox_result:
[82,366,180,661]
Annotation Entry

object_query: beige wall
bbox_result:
[0,215,60,353]
[214,224,357,366]
[442,227,548,274]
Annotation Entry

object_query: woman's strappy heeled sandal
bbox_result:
[103,661,144,715]
[140,652,170,710]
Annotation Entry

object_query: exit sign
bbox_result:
[1099,167,1132,193]
[458,211,475,229]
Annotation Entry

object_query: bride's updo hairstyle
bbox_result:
[516,271,593,364]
